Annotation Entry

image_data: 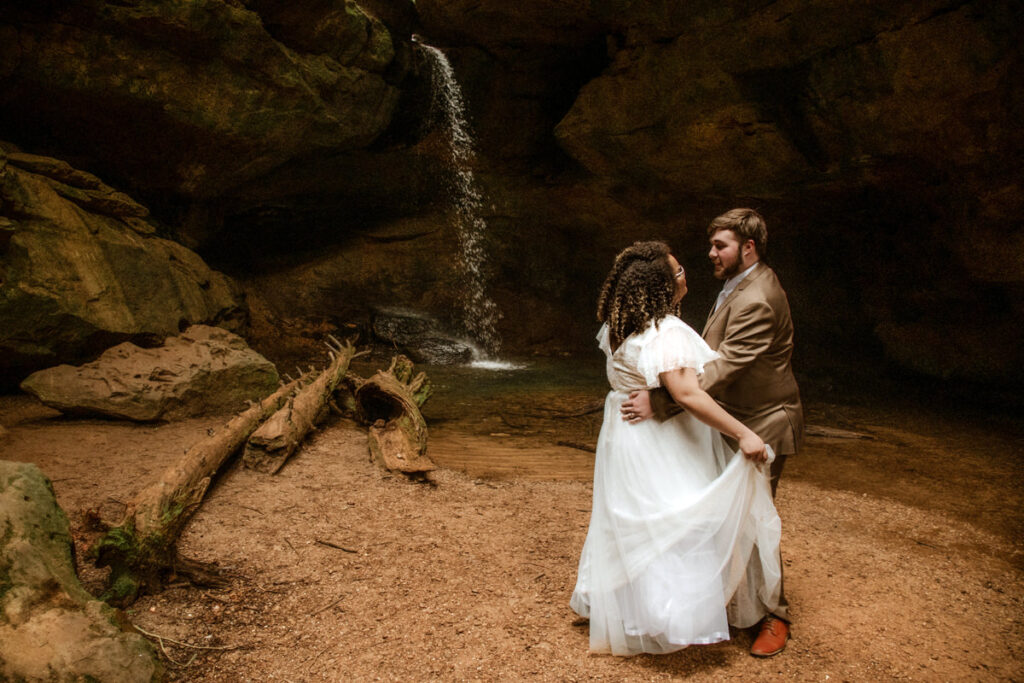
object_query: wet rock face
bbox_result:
[0,461,161,682]
[20,325,280,421]
[372,308,475,364]
[0,146,245,388]
[0,0,404,199]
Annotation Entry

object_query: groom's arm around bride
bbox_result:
[624,208,803,490]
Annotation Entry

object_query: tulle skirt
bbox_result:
[570,391,782,656]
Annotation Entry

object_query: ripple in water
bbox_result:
[468,357,528,371]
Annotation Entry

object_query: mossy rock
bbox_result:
[0,461,161,682]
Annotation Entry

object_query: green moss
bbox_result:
[90,525,139,564]
[91,514,184,606]
[90,524,146,605]
[102,570,143,606]
[413,377,433,408]
[159,499,188,528]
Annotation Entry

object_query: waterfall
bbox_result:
[419,42,502,357]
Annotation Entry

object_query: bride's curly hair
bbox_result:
[597,240,678,350]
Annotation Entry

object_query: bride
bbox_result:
[571,241,782,656]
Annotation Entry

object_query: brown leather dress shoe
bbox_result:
[750,616,790,657]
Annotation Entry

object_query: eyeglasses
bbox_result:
[673,266,685,280]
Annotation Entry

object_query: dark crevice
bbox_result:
[733,63,830,171]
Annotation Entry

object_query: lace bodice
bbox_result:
[598,316,720,393]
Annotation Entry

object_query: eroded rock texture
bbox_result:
[0,0,404,199]
[0,146,245,386]
[0,461,161,682]
[418,0,1024,385]
[416,0,603,50]
[21,325,280,421]
[555,1,1024,384]
[0,0,1020,389]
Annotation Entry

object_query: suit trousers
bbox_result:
[766,453,789,623]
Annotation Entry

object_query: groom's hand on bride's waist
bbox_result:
[621,391,654,424]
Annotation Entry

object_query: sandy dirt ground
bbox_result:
[1,377,1022,681]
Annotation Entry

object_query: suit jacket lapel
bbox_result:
[702,263,767,336]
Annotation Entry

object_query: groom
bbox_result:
[620,207,804,657]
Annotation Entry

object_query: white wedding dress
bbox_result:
[570,315,782,656]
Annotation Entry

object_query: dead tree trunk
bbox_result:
[355,355,435,474]
[90,378,300,606]
[243,338,357,474]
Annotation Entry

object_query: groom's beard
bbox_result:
[715,259,742,280]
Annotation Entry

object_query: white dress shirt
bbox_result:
[713,262,759,313]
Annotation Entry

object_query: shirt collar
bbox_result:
[721,261,759,295]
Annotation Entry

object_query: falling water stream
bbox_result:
[419,41,513,368]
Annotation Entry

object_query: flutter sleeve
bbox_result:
[635,318,720,388]
[596,323,611,356]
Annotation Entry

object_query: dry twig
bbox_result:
[201,591,230,604]
[315,538,358,553]
[556,440,596,452]
[133,623,243,667]
[507,403,604,419]
[309,594,346,616]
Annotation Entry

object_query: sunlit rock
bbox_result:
[21,325,280,421]
[0,147,245,386]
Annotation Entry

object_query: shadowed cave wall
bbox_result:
[0,0,1021,400]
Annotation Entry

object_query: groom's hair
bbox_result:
[708,208,767,258]
[597,240,678,350]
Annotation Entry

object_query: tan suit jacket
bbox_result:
[653,263,804,456]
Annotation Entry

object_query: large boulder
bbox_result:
[21,325,281,421]
[0,461,161,682]
[0,146,246,387]
[0,0,405,199]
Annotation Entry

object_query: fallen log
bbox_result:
[331,372,366,420]
[243,338,358,474]
[355,355,434,474]
[90,378,300,605]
